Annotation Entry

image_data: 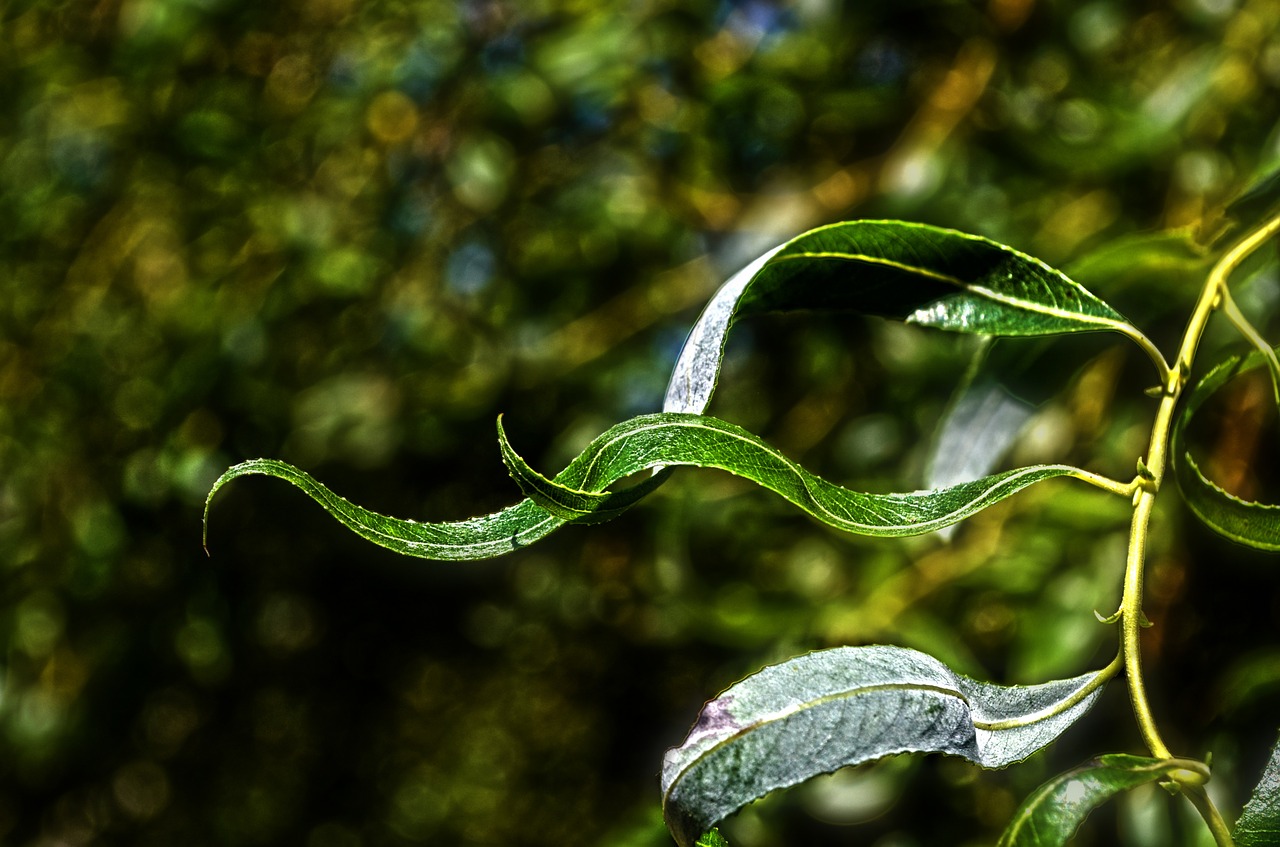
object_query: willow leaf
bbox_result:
[1171,348,1280,552]
[660,646,1109,847]
[998,755,1208,847]
[203,458,574,560]
[499,412,1093,537]
[664,220,1149,415]
[1236,733,1280,846]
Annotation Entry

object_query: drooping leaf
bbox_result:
[1236,732,1280,846]
[660,646,1110,847]
[1171,347,1280,552]
[498,412,1097,537]
[663,220,1151,416]
[203,458,570,560]
[998,754,1208,847]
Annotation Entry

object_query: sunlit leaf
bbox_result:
[664,220,1149,415]
[499,412,1096,537]
[1171,348,1280,552]
[693,828,730,847]
[660,646,1109,847]
[998,755,1208,847]
[1236,733,1280,846]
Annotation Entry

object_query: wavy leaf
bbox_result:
[660,646,1110,847]
[1236,733,1280,846]
[203,458,572,560]
[998,754,1208,847]
[664,220,1149,415]
[499,412,1094,537]
[1172,348,1280,552]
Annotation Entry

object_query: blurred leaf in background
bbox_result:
[2,0,1279,845]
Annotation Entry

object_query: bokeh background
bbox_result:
[4,0,1280,845]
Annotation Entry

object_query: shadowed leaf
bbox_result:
[1236,733,1280,846]
[998,755,1208,847]
[1172,347,1280,552]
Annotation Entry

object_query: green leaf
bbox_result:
[1063,227,1211,298]
[1172,348,1280,551]
[664,220,1149,415]
[203,458,571,560]
[1227,162,1280,233]
[693,829,729,847]
[660,646,1110,847]
[499,412,1094,537]
[1236,733,1280,846]
[998,754,1208,847]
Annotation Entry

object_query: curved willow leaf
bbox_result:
[1171,348,1280,552]
[660,646,1110,847]
[998,755,1208,847]
[499,412,1092,537]
[664,220,1149,415]
[1236,733,1280,846]
[204,458,569,560]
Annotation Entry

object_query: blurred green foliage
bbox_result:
[2,0,1280,845]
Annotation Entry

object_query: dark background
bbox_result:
[3,0,1280,845]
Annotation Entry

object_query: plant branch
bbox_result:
[1185,785,1235,847]
[1115,213,1280,843]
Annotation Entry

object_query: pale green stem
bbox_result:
[975,652,1122,731]
[1186,785,1235,847]
[1068,468,1141,499]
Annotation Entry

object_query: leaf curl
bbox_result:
[203,458,572,560]
[499,412,1096,537]
[664,220,1153,416]
[660,646,1111,847]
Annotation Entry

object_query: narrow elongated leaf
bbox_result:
[499,412,1093,537]
[203,458,569,560]
[660,646,1109,847]
[999,755,1208,847]
[664,220,1147,416]
[1236,733,1280,846]
[1172,348,1280,551]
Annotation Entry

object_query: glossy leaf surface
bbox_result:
[998,755,1207,847]
[1236,734,1280,846]
[664,220,1145,415]
[204,458,571,560]
[500,412,1092,537]
[660,646,1108,847]
[1172,348,1280,551]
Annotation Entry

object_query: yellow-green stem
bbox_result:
[1121,212,1280,759]
[1186,786,1235,847]
[1117,214,1280,846]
